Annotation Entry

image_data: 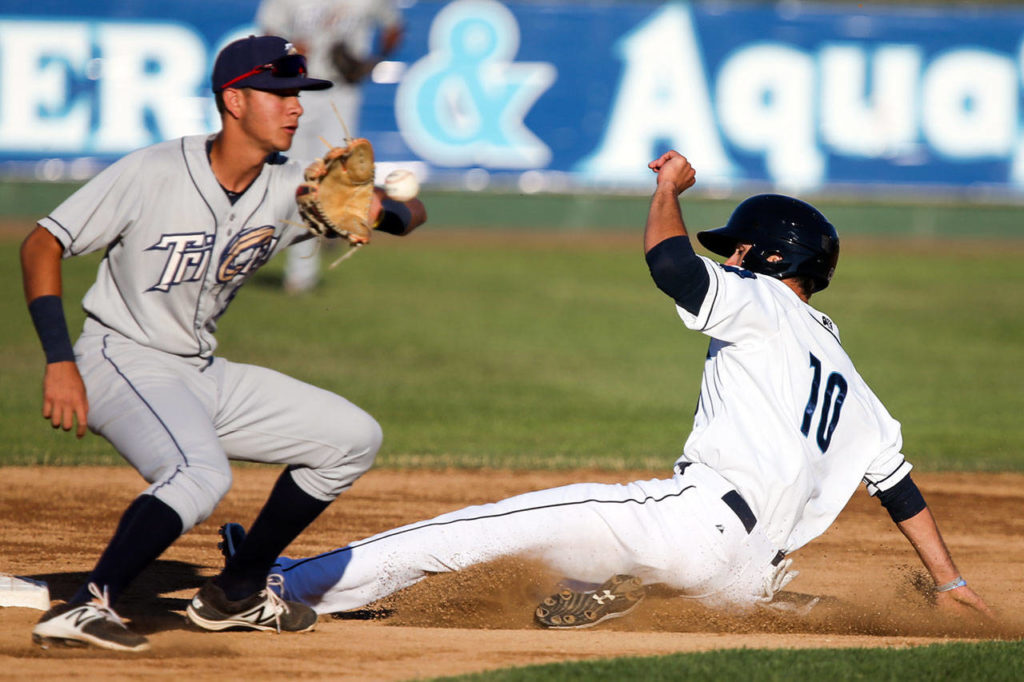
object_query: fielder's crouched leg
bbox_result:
[185,366,383,634]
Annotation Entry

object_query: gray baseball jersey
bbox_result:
[39,134,381,531]
[40,134,307,358]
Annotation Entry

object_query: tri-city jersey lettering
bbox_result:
[148,233,214,292]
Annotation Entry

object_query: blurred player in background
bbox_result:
[257,0,404,294]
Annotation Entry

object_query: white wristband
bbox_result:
[935,576,966,592]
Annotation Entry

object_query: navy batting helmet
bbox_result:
[697,194,840,293]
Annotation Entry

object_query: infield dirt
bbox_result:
[1,467,1021,680]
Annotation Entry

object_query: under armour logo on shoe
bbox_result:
[591,590,616,605]
[716,524,725,533]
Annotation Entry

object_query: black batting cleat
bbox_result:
[186,575,316,633]
[32,583,150,652]
[534,574,645,629]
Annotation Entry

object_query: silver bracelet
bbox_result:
[935,576,967,592]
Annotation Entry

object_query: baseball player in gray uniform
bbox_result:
[217,151,991,629]
[21,35,425,652]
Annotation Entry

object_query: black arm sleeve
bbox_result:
[876,473,927,523]
[375,199,413,235]
[645,236,710,315]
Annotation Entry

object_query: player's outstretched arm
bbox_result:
[643,152,711,313]
[896,506,994,618]
[21,226,89,438]
[371,188,427,237]
[644,151,695,254]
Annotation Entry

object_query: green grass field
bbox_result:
[2,186,1022,676]
[3,198,1022,469]
[439,640,1024,681]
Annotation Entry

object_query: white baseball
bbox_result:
[384,169,419,202]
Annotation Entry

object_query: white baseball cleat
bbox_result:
[32,583,150,652]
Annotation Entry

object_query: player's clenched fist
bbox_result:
[648,151,696,196]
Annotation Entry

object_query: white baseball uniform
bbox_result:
[257,0,402,293]
[40,134,383,531]
[269,256,912,614]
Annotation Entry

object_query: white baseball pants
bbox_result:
[274,463,790,614]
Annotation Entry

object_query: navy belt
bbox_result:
[677,462,785,567]
[721,489,756,533]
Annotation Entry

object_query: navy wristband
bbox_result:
[28,295,76,364]
[376,199,413,235]
[876,474,927,523]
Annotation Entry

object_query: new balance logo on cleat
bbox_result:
[186,576,317,633]
[32,583,150,652]
[534,575,645,629]
[236,604,279,627]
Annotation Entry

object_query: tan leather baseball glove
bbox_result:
[295,138,375,244]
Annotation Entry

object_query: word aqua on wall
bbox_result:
[577,4,1024,190]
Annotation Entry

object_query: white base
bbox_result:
[0,574,51,610]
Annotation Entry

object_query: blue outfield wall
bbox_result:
[3,1,1024,198]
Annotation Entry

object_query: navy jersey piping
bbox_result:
[806,310,842,345]
[43,217,76,254]
[281,485,697,573]
[865,457,909,490]
[698,264,723,332]
[183,137,219,357]
[100,334,189,465]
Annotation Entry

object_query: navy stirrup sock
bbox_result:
[70,494,183,606]
[216,467,331,600]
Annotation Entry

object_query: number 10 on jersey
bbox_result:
[801,352,848,452]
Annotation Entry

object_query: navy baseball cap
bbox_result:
[212,35,332,93]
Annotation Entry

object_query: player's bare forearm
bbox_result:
[21,225,65,301]
[896,506,994,618]
[644,184,686,254]
[22,225,90,437]
[897,507,959,582]
[644,152,695,254]
[403,198,427,234]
